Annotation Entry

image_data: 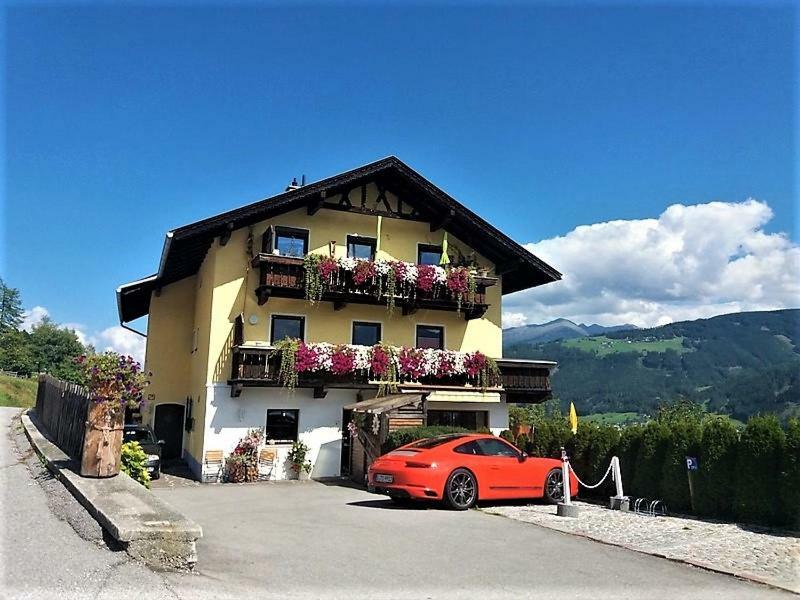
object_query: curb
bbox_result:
[21,410,202,571]
[481,507,799,595]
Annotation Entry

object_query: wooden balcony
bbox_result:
[229,345,553,402]
[250,253,496,320]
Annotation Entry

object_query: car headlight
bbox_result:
[147,454,160,463]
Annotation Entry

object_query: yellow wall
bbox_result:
[142,179,506,461]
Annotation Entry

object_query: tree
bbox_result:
[28,317,85,380]
[0,279,24,331]
[0,328,33,375]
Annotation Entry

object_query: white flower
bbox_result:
[348,344,372,370]
[339,257,356,271]
[375,260,391,275]
[403,263,418,283]
[372,413,380,435]
[433,265,447,284]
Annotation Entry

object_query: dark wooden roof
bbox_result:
[117,156,561,323]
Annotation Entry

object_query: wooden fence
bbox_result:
[35,374,90,461]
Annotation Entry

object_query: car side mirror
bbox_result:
[158,439,165,445]
[519,452,528,462]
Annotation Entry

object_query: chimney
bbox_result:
[285,177,299,192]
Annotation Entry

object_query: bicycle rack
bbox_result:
[648,500,667,517]
[634,497,649,514]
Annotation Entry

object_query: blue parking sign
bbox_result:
[686,456,699,471]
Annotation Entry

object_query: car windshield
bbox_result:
[408,434,468,449]
[123,428,155,444]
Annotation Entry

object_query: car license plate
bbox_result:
[375,474,393,483]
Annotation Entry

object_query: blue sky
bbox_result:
[3,2,797,352]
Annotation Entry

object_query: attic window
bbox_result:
[273,227,308,258]
[347,235,376,260]
[418,244,442,266]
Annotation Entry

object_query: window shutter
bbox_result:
[262,225,275,254]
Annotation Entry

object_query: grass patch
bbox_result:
[563,335,689,356]
[0,374,37,408]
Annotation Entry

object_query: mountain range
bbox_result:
[503,318,637,346]
[503,309,800,421]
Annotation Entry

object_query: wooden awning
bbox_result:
[343,393,424,414]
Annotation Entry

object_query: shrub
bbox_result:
[571,423,620,499]
[225,429,262,483]
[499,430,515,443]
[120,441,151,489]
[735,415,786,525]
[515,433,530,453]
[659,416,702,512]
[383,426,468,452]
[781,418,800,529]
[632,420,671,500]
[696,416,739,519]
[616,425,644,495]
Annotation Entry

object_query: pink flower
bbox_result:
[437,352,456,377]
[331,346,355,375]
[318,257,339,280]
[416,265,436,292]
[370,345,391,377]
[353,260,376,285]
[446,267,470,294]
[464,352,488,377]
[294,342,320,373]
[398,347,425,380]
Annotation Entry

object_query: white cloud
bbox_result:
[502,312,529,328]
[95,326,146,364]
[505,199,800,328]
[21,306,49,332]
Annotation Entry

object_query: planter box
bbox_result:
[80,402,124,478]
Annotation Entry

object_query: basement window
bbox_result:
[265,409,299,443]
[428,410,488,431]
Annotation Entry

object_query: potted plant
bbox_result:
[224,429,262,483]
[74,352,149,478]
[287,440,312,480]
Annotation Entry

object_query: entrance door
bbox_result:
[154,404,185,461]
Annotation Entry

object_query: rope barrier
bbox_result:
[569,461,614,489]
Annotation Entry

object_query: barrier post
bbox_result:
[609,456,629,511]
[556,447,579,517]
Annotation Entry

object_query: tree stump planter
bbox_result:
[80,402,124,478]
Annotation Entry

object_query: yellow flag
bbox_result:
[439,231,450,265]
[569,402,578,434]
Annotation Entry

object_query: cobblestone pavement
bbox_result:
[482,501,800,594]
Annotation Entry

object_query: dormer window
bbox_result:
[418,244,443,265]
[347,235,376,260]
[271,226,308,258]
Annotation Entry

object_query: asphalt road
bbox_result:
[1,406,791,599]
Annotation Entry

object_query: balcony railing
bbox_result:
[250,253,497,320]
[229,345,553,403]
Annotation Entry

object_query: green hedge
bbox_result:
[382,426,468,452]
[515,402,798,528]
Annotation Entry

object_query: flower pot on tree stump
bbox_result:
[80,402,124,478]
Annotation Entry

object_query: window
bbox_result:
[270,315,305,343]
[454,440,482,455]
[418,244,443,266]
[347,235,376,260]
[352,322,381,346]
[273,227,309,258]
[428,410,488,431]
[476,438,519,458]
[265,409,299,443]
[408,434,468,449]
[416,325,444,350]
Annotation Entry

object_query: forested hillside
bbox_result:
[504,309,800,421]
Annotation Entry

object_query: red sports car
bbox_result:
[367,433,578,510]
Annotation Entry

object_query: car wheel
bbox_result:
[543,468,564,504]
[444,468,477,510]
